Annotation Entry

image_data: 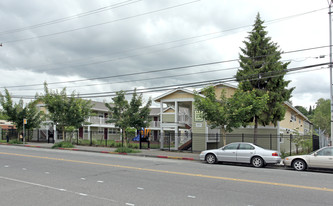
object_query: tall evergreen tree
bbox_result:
[235,13,294,143]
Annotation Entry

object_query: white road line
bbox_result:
[45,172,50,174]
[97,180,104,183]
[126,203,135,206]
[22,168,27,170]
[4,165,9,168]
[137,187,144,190]
[187,195,196,198]
[0,176,117,203]
[81,178,86,180]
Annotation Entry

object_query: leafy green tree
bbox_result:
[194,86,268,145]
[0,89,43,138]
[128,89,152,130]
[105,89,151,147]
[295,106,308,117]
[312,98,330,136]
[0,109,8,120]
[235,13,294,142]
[106,91,129,146]
[40,83,92,141]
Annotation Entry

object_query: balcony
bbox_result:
[149,121,160,128]
[87,116,115,126]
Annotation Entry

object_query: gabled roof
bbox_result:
[197,82,237,93]
[91,101,112,112]
[153,87,204,102]
[284,101,310,122]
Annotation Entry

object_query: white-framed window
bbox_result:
[290,113,296,122]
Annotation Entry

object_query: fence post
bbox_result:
[270,134,272,150]
[242,133,244,142]
[90,131,92,146]
[191,132,193,153]
[77,130,79,145]
[216,133,218,149]
[290,134,292,156]
[168,133,171,151]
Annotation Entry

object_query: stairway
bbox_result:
[178,139,192,151]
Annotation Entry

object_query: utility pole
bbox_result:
[329,0,333,145]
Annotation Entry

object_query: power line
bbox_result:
[1,45,328,89]
[0,0,142,36]
[11,62,329,99]
[6,8,327,72]
[2,0,200,44]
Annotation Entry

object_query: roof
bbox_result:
[284,101,310,122]
[153,87,204,102]
[149,107,160,116]
[91,101,112,112]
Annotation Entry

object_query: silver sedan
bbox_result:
[199,142,281,168]
[283,146,333,171]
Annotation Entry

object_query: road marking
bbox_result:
[45,172,50,174]
[4,165,9,168]
[137,187,144,190]
[1,151,333,193]
[97,180,104,183]
[187,195,196,198]
[126,203,135,206]
[22,168,27,170]
[0,175,117,203]
[81,178,86,180]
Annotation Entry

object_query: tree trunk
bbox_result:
[254,116,258,145]
[221,127,227,146]
[62,126,66,142]
[122,129,127,148]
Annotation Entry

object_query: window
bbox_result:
[223,143,239,150]
[98,128,103,134]
[290,113,296,122]
[238,143,254,150]
[317,148,333,156]
[108,128,120,134]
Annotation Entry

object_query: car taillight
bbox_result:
[272,152,278,156]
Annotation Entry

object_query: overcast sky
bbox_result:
[0,0,331,109]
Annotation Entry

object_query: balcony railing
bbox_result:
[149,121,160,128]
[87,117,114,126]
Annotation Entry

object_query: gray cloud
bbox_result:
[0,0,330,108]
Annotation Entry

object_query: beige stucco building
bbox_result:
[153,84,312,153]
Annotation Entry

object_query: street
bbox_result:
[1,145,333,206]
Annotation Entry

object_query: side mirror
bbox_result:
[313,152,318,156]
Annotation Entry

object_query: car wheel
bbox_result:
[205,154,217,164]
[292,159,307,171]
[251,156,264,168]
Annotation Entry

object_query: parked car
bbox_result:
[199,142,281,168]
[283,146,333,171]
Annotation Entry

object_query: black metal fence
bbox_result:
[0,129,316,156]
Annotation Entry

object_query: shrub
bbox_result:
[115,147,140,153]
[52,141,74,149]
[9,139,23,144]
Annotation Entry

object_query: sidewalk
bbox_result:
[0,142,200,161]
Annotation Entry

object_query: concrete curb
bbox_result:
[0,143,198,162]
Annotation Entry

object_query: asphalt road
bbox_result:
[1,145,333,206]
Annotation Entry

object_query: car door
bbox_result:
[236,143,255,163]
[217,143,239,162]
[308,147,333,169]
